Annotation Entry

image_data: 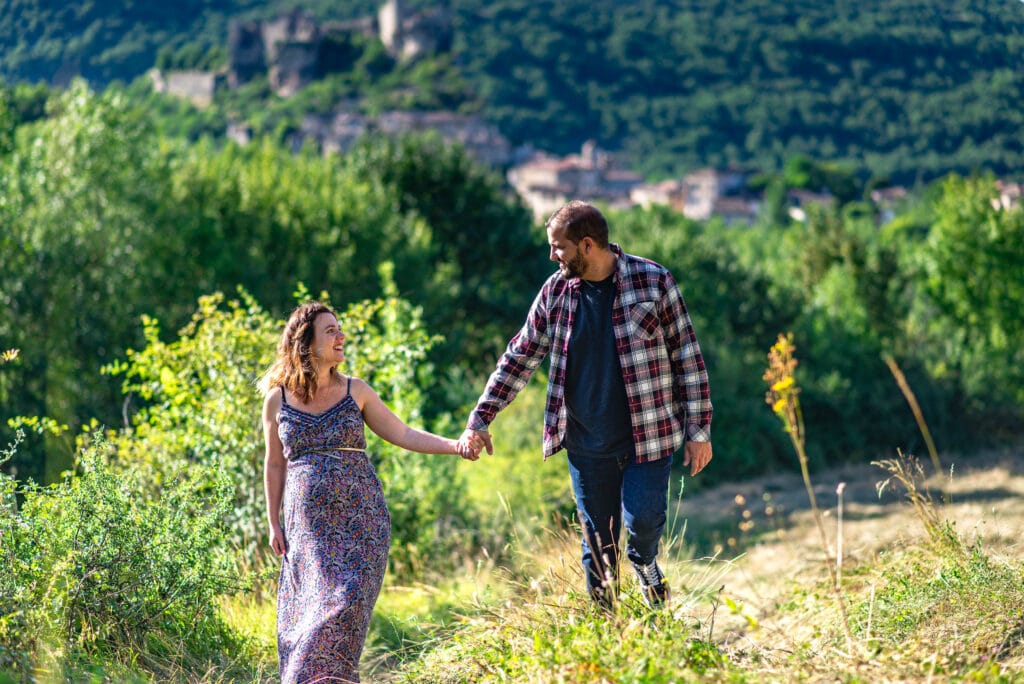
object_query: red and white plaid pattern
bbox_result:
[468,245,712,463]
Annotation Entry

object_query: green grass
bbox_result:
[359,453,1024,683]
[9,490,1021,683]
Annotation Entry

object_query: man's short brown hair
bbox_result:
[546,200,609,248]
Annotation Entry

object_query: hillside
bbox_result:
[0,1,379,84]
[3,1,1024,181]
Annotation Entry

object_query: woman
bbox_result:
[259,302,480,683]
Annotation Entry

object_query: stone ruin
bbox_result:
[226,3,452,97]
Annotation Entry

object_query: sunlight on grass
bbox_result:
[364,566,514,679]
[368,339,1024,683]
[219,588,278,668]
[385,518,739,683]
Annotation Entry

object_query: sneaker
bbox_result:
[589,585,615,612]
[632,560,670,607]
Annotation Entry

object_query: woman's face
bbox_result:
[311,312,345,367]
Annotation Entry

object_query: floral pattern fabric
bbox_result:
[277,392,390,684]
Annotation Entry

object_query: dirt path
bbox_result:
[673,445,1024,652]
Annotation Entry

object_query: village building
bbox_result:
[630,179,686,213]
[508,141,643,221]
[288,109,511,166]
[711,196,761,225]
[994,179,1023,211]
[378,0,453,61]
[221,3,451,97]
[292,110,368,154]
[631,168,759,224]
[375,111,511,166]
[148,69,225,108]
[786,188,835,222]
[870,185,910,223]
[678,167,751,221]
[226,121,254,146]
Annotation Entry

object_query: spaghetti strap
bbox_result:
[280,386,288,406]
[346,376,352,398]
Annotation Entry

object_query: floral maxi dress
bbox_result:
[276,384,391,684]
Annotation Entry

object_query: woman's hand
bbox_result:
[456,431,486,461]
[456,437,478,461]
[269,524,288,557]
[458,429,492,461]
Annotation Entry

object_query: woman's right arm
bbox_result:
[263,388,288,557]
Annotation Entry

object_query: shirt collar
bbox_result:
[568,243,624,291]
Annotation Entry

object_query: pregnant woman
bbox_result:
[258,301,480,683]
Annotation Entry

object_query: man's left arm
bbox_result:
[659,271,713,475]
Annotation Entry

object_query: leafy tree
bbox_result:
[342,133,548,364]
[907,175,1024,410]
[0,93,12,156]
[0,80,176,481]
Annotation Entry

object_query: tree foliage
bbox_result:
[4,2,1024,182]
[0,82,536,481]
[906,176,1024,410]
[1,76,1021,510]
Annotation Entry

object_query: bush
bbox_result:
[0,436,243,678]
[106,277,472,579]
[104,290,279,556]
[341,265,474,577]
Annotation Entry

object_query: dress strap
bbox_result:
[280,386,288,406]
[346,376,352,397]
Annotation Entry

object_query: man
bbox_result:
[460,200,713,609]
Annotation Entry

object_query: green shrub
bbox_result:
[0,432,31,675]
[341,266,473,577]
[0,436,243,678]
[106,278,472,579]
[104,289,279,556]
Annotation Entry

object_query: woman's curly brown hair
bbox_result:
[258,301,338,403]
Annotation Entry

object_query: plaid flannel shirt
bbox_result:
[468,244,712,463]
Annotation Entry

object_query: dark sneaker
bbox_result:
[632,560,670,607]
[589,585,615,611]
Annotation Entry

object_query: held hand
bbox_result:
[459,428,493,460]
[683,441,712,476]
[269,525,288,557]
[456,434,480,461]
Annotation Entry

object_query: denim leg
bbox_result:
[622,455,672,566]
[567,452,624,593]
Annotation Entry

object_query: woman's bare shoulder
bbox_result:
[263,386,284,417]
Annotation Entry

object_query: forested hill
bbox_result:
[3,0,1024,181]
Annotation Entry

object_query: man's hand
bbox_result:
[459,428,493,460]
[455,436,480,460]
[683,441,712,476]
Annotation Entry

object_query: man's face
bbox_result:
[547,224,589,279]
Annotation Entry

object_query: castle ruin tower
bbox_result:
[378,0,404,55]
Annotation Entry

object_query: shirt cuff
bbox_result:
[467,413,490,432]
[687,423,711,442]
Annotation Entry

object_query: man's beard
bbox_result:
[559,252,587,278]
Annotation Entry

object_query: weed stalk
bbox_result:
[873,450,962,555]
[836,482,846,586]
[764,333,854,650]
[882,354,947,503]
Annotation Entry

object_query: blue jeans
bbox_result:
[567,448,672,594]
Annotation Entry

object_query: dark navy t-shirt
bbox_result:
[564,273,634,458]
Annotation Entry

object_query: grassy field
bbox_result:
[313,446,1024,683]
